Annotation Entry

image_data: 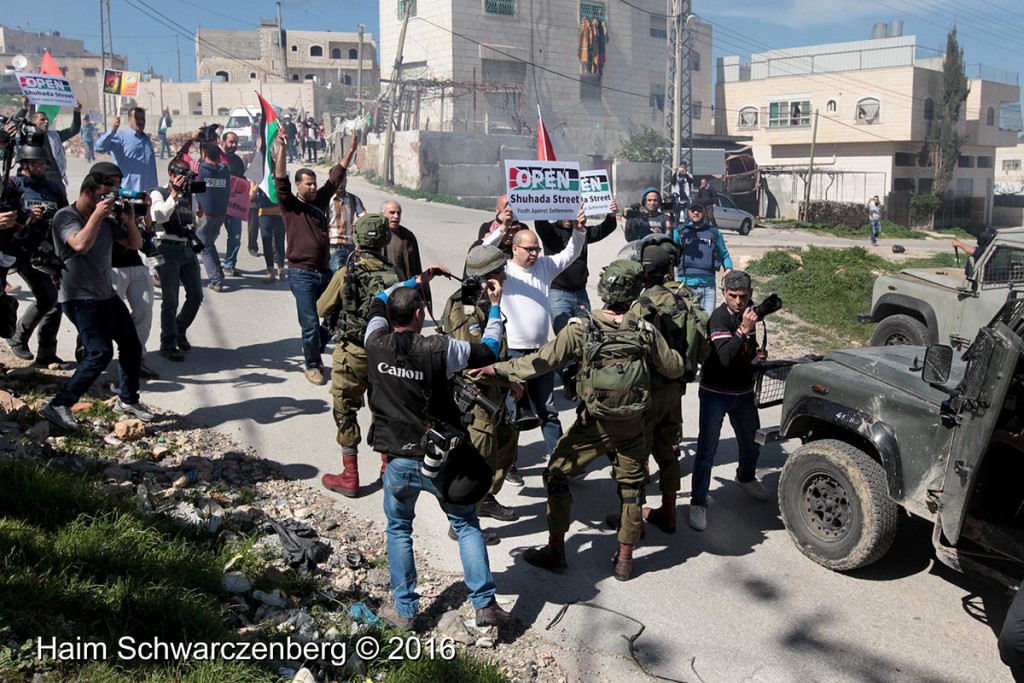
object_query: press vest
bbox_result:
[153,186,195,239]
[14,175,66,264]
[677,223,719,278]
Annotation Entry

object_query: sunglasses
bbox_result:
[516,245,541,253]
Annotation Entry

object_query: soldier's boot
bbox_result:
[321,454,360,498]
[643,495,677,534]
[523,532,567,574]
[612,542,635,582]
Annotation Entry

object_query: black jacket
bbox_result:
[700,303,760,394]
[535,214,617,292]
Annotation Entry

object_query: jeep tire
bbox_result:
[870,313,929,347]
[779,439,899,571]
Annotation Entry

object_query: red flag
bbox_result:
[37,51,64,123]
[537,105,556,161]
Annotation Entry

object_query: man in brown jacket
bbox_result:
[382,199,430,310]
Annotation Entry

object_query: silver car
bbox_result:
[713,194,755,235]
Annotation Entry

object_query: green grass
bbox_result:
[749,246,961,346]
[764,218,973,240]
[359,170,469,207]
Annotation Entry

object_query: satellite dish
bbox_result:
[12,55,29,71]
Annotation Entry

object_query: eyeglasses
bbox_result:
[689,209,704,213]
[516,245,541,253]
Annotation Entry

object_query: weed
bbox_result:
[378,652,508,683]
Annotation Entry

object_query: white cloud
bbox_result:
[700,0,953,29]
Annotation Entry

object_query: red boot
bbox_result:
[322,454,360,498]
[643,494,677,534]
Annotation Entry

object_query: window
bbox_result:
[349,48,358,59]
[305,74,316,81]
[485,0,516,16]
[1004,159,1022,172]
[717,195,735,209]
[987,106,996,127]
[693,101,702,120]
[581,1,606,21]
[650,84,664,111]
[982,246,1024,285]
[958,155,975,168]
[978,156,993,169]
[217,107,230,116]
[291,45,297,52]
[893,178,916,191]
[826,99,837,113]
[331,48,341,59]
[649,16,667,39]
[215,70,229,82]
[894,152,917,167]
[738,106,758,129]
[955,177,974,197]
[343,74,352,85]
[250,72,257,79]
[310,46,323,57]
[398,0,416,19]
[171,109,180,116]
[690,52,700,72]
[923,98,934,120]
[768,100,811,128]
[855,97,880,124]
[83,67,97,77]
[292,74,299,81]
[918,178,933,194]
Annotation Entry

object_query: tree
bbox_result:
[928,28,970,198]
[614,124,671,164]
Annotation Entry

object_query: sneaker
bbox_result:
[139,360,161,379]
[304,367,327,386]
[41,401,78,431]
[504,467,524,487]
[688,505,707,532]
[159,348,185,362]
[7,340,33,360]
[448,524,499,546]
[378,603,415,631]
[735,477,771,502]
[248,248,260,258]
[477,495,518,522]
[262,270,276,284]
[113,398,155,423]
[475,600,516,629]
[34,355,74,370]
[177,335,192,351]
[207,282,224,293]
[225,268,242,277]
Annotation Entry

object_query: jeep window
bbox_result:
[981,247,1024,286]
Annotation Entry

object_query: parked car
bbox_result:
[713,194,755,235]
[223,108,259,150]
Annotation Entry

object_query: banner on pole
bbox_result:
[102,69,140,97]
[503,160,581,222]
[580,170,613,216]
[17,73,76,108]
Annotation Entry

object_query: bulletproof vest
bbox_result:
[154,186,195,238]
[365,329,460,458]
[642,210,671,233]
[337,254,400,343]
[12,175,65,263]
[678,223,720,278]
[573,312,652,421]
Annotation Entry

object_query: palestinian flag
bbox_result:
[256,92,279,204]
[37,51,64,124]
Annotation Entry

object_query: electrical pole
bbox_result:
[99,0,107,124]
[105,0,115,116]
[277,1,285,80]
[356,24,365,117]
[803,109,820,222]
[176,35,181,81]
[382,11,410,185]
[664,0,693,189]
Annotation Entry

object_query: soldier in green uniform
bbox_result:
[317,214,399,497]
[441,245,520,528]
[472,260,685,581]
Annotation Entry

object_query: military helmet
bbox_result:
[353,213,391,250]
[617,234,678,270]
[465,245,506,277]
[16,144,48,163]
[597,259,644,304]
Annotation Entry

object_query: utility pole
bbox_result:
[176,35,181,81]
[105,0,115,116]
[356,24,365,116]
[664,0,693,189]
[277,1,285,80]
[99,0,107,124]
[382,11,410,185]
[802,109,820,222]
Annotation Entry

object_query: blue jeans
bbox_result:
[548,288,590,335]
[55,296,142,407]
[223,216,242,270]
[288,267,331,369]
[159,133,170,159]
[383,457,497,618]
[155,241,204,349]
[288,139,299,161]
[197,215,226,286]
[691,387,761,507]
[870,220,881,245]
[509,347,563,455]
[682,279,716,313]
[329,244,355,274]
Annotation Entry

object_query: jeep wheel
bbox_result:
[870,313,929,347]
[738,218,753,235]
[779,439,898,571]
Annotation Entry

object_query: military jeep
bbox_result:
[859,228,1024,349]
[759,298,1024,587]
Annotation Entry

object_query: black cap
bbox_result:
[441,443,493,505]
[88,161,122,181]
[688,203,705,212]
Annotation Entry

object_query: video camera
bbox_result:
[170,165,207,195]
[30,242,65,284]
[195,123,220,144]
[624,203,641,220]
[102,188,148,219]
[752,293,784,320]
[661,193,679,213]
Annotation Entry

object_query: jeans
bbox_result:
[8,263,61,358]
[691,387,761,507]
[154,242,204,349]
[197,215,226,286]
[383,456,497,618]
[55,296,141,407]
[870,220,882,245]
[329,244,355,274]
[111,264,154,349]
[223,216,242,270]
[247,205,260,254]
[288,267,331,369]
[509,347,563,455]
[548,288,589,390]
[682,278,716,314]
[288,139,299,161]
[158,133,170,159]
[84,142,95,162]
[259,216,286,271]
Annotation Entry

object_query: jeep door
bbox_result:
[958,245,1024,346]
[939,323,1022,543]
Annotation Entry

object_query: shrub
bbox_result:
[748,250,802,277]
[910,192,941,225]
[799,201,868,229]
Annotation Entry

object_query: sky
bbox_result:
[2,0,1022,101]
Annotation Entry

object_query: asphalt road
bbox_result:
[20,156,1014,682]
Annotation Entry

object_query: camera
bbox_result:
[170,165,206,194]
[184,228,205,254]
[420,423,464,479]
[195,123,220,144]
[660,193,679,213]
[752,293,783,320]
[460,275,488,306]
[30,242,64,283]
[624,203,641,220]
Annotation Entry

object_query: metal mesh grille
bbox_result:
[485,0,517,16]
[754,362,797,408]
[397,0,416,20]
[981,246,1024,289]
[581,1,607,21]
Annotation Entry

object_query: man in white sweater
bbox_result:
[483,207,587,459]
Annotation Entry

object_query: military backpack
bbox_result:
[572,314,651,421]
[629,282,710,383]
[335,256,399,342]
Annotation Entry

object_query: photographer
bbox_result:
[688,270,771,533]
[149,160,205,361]
[365,268,515,632]
[41,162,153,432]
[624,187,671,242]
[111,185,157,379]
[674,203,732,313]
[195,143,231,291]
[5,142,70,367]
[94,108,158,193]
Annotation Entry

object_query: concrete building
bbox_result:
[376,0,713,158]
[996,140,1024,193]
[196,20,379,102]
[715,32,1022,225]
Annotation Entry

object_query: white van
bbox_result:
[224,107,260,150]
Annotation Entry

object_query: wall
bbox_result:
[612,161,662,206]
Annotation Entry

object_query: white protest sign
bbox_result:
[504,160,582,222]
[580,170,613,216]
[17,73,76,108]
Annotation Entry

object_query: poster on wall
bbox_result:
[504,160,582,222]
[102,69,140,97]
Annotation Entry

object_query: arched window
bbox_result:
[215,70,229,82]
[249,72,257,79]
[343,74,352,85]
[349,49,358,59]
[737,106,758,129]
[826,99,837,113]
[856,97,880,124]
[987,106,996,126]
[292,74,299,81]
[923,98,934,120]
[331,48,341,59]
[310,45,323,57]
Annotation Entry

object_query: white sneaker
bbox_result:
[735,477,771,501]
[114,398,155,423]
[688,505,707,531]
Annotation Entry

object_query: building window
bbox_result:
[738,106,758,129]
[83,67,97,77]
[1004,159,1022,172]
[649,84,664,111]
[215,70,229,82]
[955,177,974,197]
[291,45,297,52]
[918,178,933,194]
[649,16,667,39]
[250,72,257,79]
[958,155,975,168]
[987,106,996,127]
[310,46,323,57]
[826,99,837,113]
[331,48,341,59]
[581,1,606,21]
[977,156,993,168]
[305,74,316,81]
[171,109,180,116]
[692,101,702,120]
[217,107,230,116]
[292,74,299,81]
[894,152,917,167]
[893,178,916,192]
[855,97,880,124]
[349,48,358,59]
[690,52,700,72]
[923,97,934,120]
[343,74,352,85]
[768,100,811,128]
[485,0,516,16]
[398,0,416,19]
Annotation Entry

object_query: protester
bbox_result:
[220,132,247,277]
[81,115,97,163]
[18,95,82,188]
[94,107,158,193]
[327,133,363,273]
[695,178,719,227]
[158,109,173,159]
[867,195,883,246]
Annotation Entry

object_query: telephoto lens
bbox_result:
[421,450,446,479]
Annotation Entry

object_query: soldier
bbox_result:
[441,245,519,531]
[317,214,399,498]
[472,260,685,581]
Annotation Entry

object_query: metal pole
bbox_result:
[99,0,107,124]
[105,0,115,116]
[383,12,409,184]
[356,24,364,116]
[176,35,181,81]
[803,109,820,222]
[671,0,682,173]
[277,1,284,79]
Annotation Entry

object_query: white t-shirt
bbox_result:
[868,200,882,221]
[483,227,585,349]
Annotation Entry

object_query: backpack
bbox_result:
[336,255,399,342]
[630,282,710,383]
[573,314,651,421]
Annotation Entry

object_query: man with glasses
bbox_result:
[674,203,732,313]
[94,107,158,193]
